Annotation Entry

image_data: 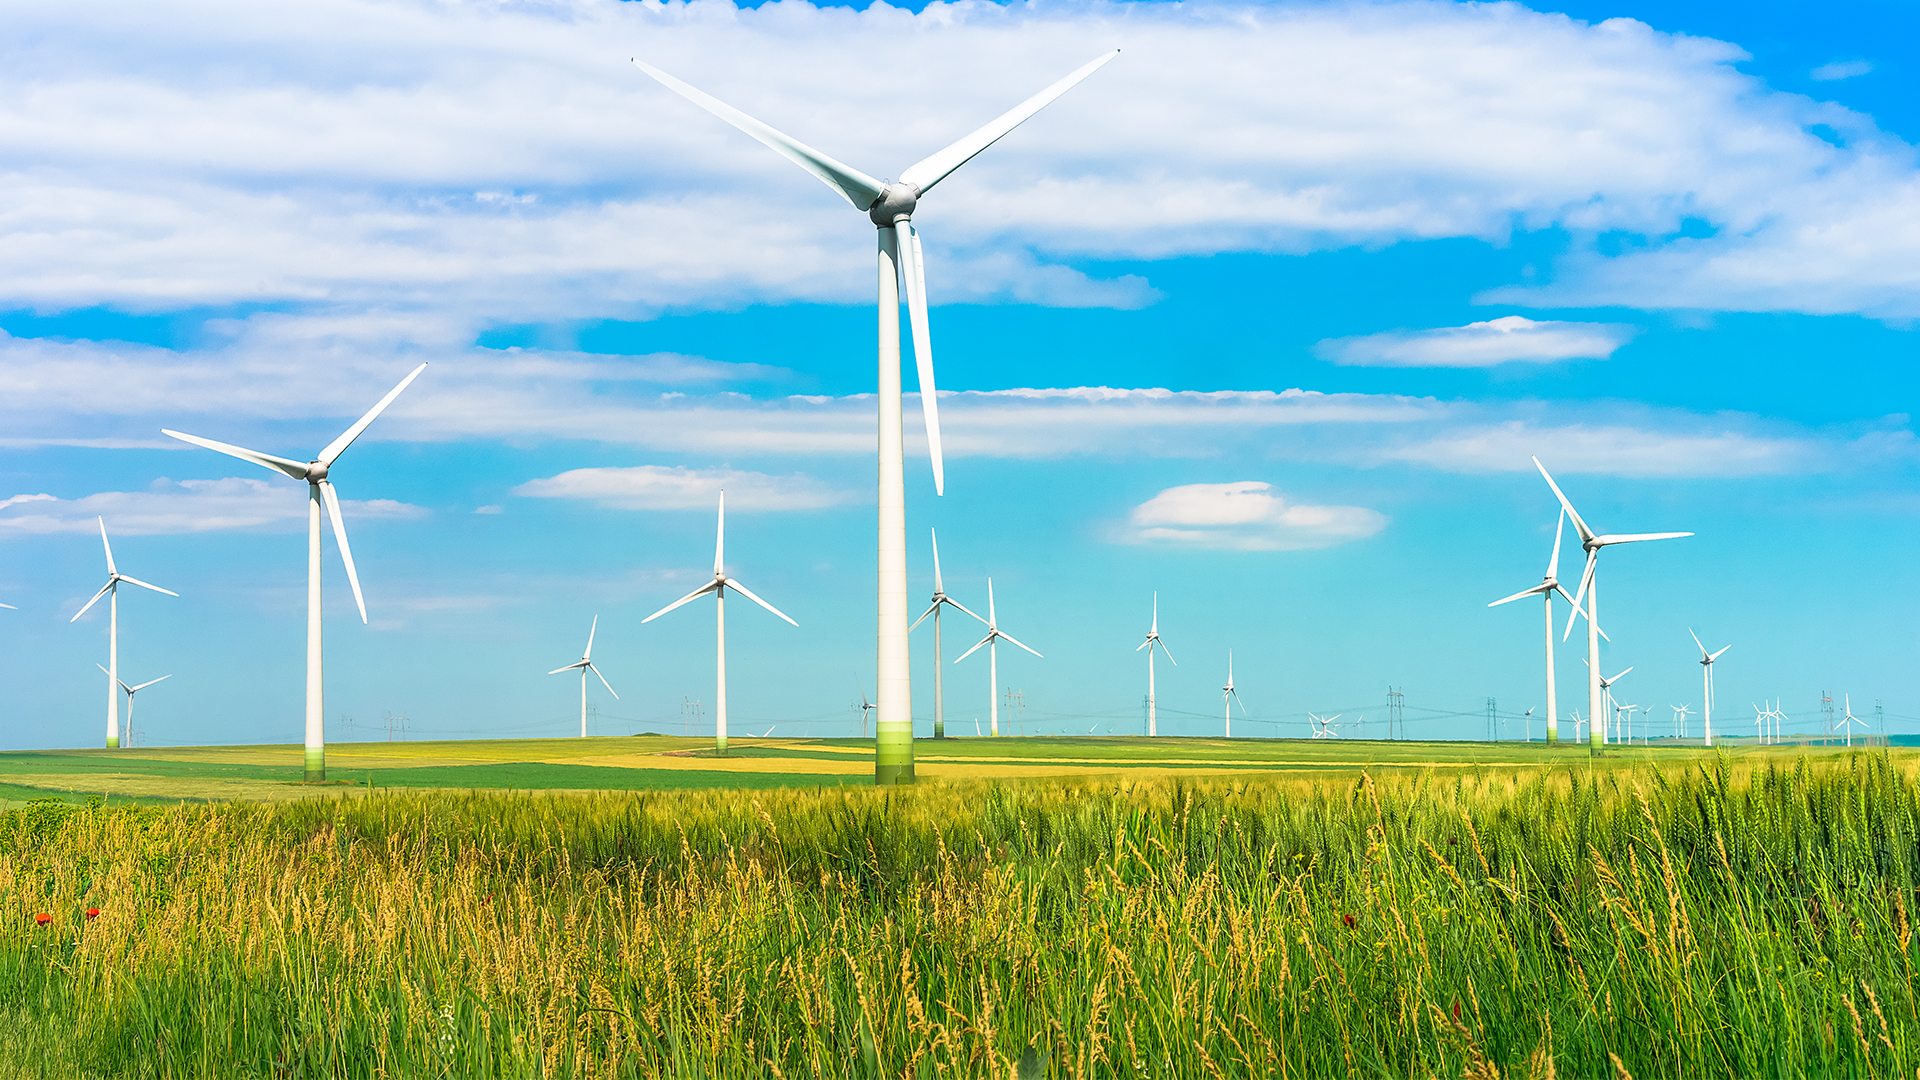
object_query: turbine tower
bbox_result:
[1690,630,1730,747]
[72,518,178,748]
[98,666,169,748]
[1583,661,1631,744]
[548,616,617,738]
[165,363,426,781]
[1136,593,1176,736]
[909,529,985,740]
[633,52,1117,785]
[642,492,798,756]
[1222,651,1245,738]
[1534,457,1691,753]
[1488,510,1580,744]
[954,579,1041,737]
[1672,703,1692,739]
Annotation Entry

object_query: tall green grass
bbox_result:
[0,753,1911,1077]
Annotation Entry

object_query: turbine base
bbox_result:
[874,763,916,786]
[304,747,325,783]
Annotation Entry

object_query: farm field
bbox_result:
[0,741,1911,1077]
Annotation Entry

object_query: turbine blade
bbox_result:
[714,491,725,576]
[641,580,721,623]
[1709,645,1731,661]
[1690,628,1708,658]
[1488,583,1550,607]
[1593,531,1694,545]
[896,222,945,495]
[1609,666,1633,683]
[1562,552,1596,642]
[70,581,113,622]
[115,574,179,598]
[1531,457,1595,543]
[163,429,310,480]
[588,661,619,700]
[910,600,940,631]
[997,629,1043,658]
[129,674,171,693]
[318,481,368,624]
[1546,509,1565,580]
[631,59,885,209]
[930,527,944,596]
[944,596,989,626]
[1157,638,1177,666]
[584,614,598,660]
[98,517,117,576]
[0,603,15,610]
[954,633,994,663]
[548,661,589,675]
[898,50,1120,196]
[316,363,429,467]
[1135,638,1151,652]
[724,577,798,626]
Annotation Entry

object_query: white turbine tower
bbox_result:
[98,666,169,748]
[642,492,798,756]
[1222,651,1245,738]
[1489,510,1581,745]
[164,363,426,781]
[1840,694,1867,747]
[1753,702,1769,745]
[1672,703,1693,740]
[1583,661,1631,744]
[72,518,178,748]
[1136,593,1176,736]
[1690,630,1731,747]
[954,579,1042,737]
[910,529,985,740]
[1309,712,1341,739]
[1771,700,1785,744]
[548,616,617,738]
[633,52,1117,786]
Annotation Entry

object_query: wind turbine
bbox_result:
[1840,694,1867,747]
[98,666,169,748]
[164,363,426,780]
[1523,706,1535,743]
[1688,630,1731,748]
[1136,593,1176,736]
[1569,710,1587,744]
[910,529,985,740]
[1672,703,1692,740]
[1309,712,1340,739]
[954,579,1041,737]
[643,492,798,756]
[1488,510,1582,744]
[1771,701,1785,744]
[854,685,877,738]
[1534,457,1691,753]
[1753,702,1769,745]
[1583,661,1631,744]
[548,616,617,738]
[1619,703,1639,745]
[72,518,178,748]
[1222,651,1245,738]
[633,52,1117,786]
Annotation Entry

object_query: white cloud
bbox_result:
[1811,60,1873,82]
[1314,316,1638,367]
[0,0,1917,318]
[1374,421,1917,478]
[1117,481,1387,551]
[0,477,428,537]
[472,504,503,515]
[514,465,851,511]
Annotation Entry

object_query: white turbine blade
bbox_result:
[163,429,310,480]
[1531,457,1594,543]
[70,581,113,622]
[1546,509,1565,580]
[1593,531,1693,546]
[944,595,989,626]
[1554,583,1578,608]
[316,363,429,467]
[0,603,14,610]
[641,579,721,623]
[587,661,619,700]
[1135,638,1151,652]
[930,527,945,596]
[898,50,1120,196]
[910,600,940,632]
[584,614,598,660]
[1156,638,1177,666]
[1488,582,1551,607]
[954,632,994,663]
[548,660,588,675]
[1231,689,1245,713]
[115,574,179,598]
[714,491,726,576]
[1690,628,1708,658]
[128,674,171,693]
[631,59,885,209]
[98,517,117,575]
[318,481,368,624]
[897,222,945,495]
[1562,552,1596,642]
[986,578,997,627]
[1709,645,1731,662]
[997,629,1043,659]
[1609,666,1633,684]
[724,577,798,627]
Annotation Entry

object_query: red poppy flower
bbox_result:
[1342,913,1356,928]
[84,908,99,920]
[1451,1001,1462,1022]
[32,913,49,927]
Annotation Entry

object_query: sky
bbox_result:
[2,0,1916,749]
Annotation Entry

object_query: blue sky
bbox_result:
[1,0,1915,748]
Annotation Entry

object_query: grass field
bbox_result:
[0,737,1910,1077]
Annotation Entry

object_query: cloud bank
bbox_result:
[1314,316,1639,367]
[514,465,852,510]
[0,478,427,537]
[1118,481,1387,550]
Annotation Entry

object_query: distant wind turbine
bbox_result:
[97,666,169,748]
[164,363,427,780]
[548,616,617,738]
[1222,651,1245,738]
[1672,703,1693,739]
[642,492,797,756]
[854,683,876,738]
[1689,630,1731,747]
[1840,694,1867,747]
[954,579,1041,737]
[1136,594,1176,736]
[633,51,1118,786]
[72,518,178,749]
[1583,660,1631,745]
[1309,712,1341,739]
[910,529,985,740]
[1488,510,1583,744]
[1534,457,1691,753]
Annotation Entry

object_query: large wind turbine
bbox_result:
[1533,457,1691,753]
[954,579,1041,737]
[1136,593,1176,736]
[72,518,177,748]
[1488,510,1580,744]
[910,529,985,740]
[643,492,797,756]
[634,52,1117,785]
[1222,651,1245,738]
[549,616,617,738]
[165,364,425,780]
[98,666,169,748]
[1689,630,1730,747]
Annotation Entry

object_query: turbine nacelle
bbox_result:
[306,462,329,482]
[868,183,921,226]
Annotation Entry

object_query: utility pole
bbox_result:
[586,702,598,736]
[1487,697,1497,742]
[1387,686,1405,741]
[1822,691,1835,742]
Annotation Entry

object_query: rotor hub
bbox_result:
[868,183,920,228]
[307,462,328,482]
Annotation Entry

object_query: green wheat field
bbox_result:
[0,737,1910,1077]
